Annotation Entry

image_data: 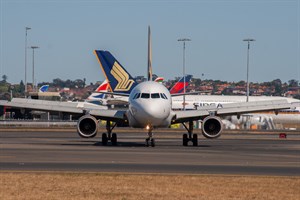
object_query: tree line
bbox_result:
[0,75,299,100]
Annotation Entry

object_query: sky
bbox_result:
[0,0,299,85]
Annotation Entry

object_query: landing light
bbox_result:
[146,125,150,130]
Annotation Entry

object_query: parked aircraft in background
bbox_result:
[86,80,109,101]
[172,94,300,110]
[39,85,49,92]
[154,77,164,83]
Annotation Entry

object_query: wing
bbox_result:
[0,98,126,122]
[94,91,130,97]
[173,99,299,123]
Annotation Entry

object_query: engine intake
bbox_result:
[202,116,223,139]
[77,115,98,138]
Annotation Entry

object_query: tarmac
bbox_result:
[0,128,299,176]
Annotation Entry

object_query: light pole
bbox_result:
[24,27,31,97]
[243,38,255,102]
[178,38,191,110]
[31,46,39,92]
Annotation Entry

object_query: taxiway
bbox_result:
[1,129,299,176]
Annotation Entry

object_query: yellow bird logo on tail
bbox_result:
[110,61,134,91]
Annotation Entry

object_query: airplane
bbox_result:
[39,85,49,92]
[86,80,109,101]
[169,75,193,94]
[0,50,298,147]
[171,94,300,110]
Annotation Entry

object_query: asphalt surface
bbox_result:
[1,129,299,176]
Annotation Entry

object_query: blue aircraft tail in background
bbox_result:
[94,50,138,94]
[39,85,49,93]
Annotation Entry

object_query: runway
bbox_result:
[1,129,299,176]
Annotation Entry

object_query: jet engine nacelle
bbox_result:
[77,115,98,138]
[202,116,223,139]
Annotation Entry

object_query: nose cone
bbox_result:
[131,101,170,127]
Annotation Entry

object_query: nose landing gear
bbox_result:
[146,126,155,147]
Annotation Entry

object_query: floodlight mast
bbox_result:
[24,27,31,97]
[178,38,191,110]
[31,46,39,92]
[243,38,255,102]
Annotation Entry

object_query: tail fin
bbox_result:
[86,80,109,100]
[39,85,49,92]
[94,50,138,94]
[95,80,109,92]
[147,26,152,81]
[169,75,192,94]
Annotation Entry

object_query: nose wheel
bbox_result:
[146,138,155,147]
[146,126,155,147]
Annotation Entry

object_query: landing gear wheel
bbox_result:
[150,138,155,147]
[145,138,150,147]
[183,134,188,146]
[102,133,108,146]
[111,133,117,146]
[192,134,198,146]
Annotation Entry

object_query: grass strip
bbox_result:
[1,172,299,200]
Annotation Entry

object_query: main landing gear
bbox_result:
[182,121,198,146]
[102,120,118,146]
[145,126,155,147]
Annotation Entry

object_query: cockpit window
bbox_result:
[160,93,168,99]
[151,93,160,99]
[141,93,150,99]
[133,93,140,99]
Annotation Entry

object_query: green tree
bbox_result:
[1,75,7,83]
[288,79,299,87]
[271,79,282,96]
[19,80,25,93]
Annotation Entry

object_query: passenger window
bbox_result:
[151,93,160,99]
[141,93,150,99]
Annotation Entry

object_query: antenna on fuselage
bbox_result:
[147,26,153,81]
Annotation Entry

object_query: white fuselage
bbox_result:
[126,81,174,128]
[172,95,300,111]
